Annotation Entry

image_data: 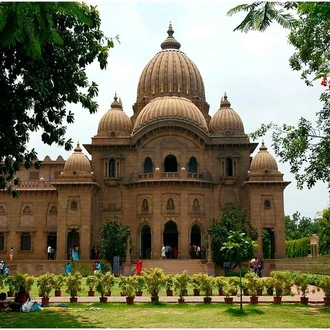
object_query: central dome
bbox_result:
[132,23,209,120]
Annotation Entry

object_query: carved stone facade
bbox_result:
[0,24,290,261]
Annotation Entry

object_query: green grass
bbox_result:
[1,303,330,328]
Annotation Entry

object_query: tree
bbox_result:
[285,212,319,241]
[318,208,330,255]
[221,231,257,310]
[227,2,330,191]
[208,205,258,267]
[0,2,117,196]
[100,217,130,268]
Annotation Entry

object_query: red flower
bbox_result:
[321,77,328,86]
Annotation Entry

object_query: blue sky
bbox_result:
[27,0,329,219]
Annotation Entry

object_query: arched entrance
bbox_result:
[163,220,178,258]
[262,228,275,259]
[67,229,79,259]
[141,225,151,259]
[190,224,201,247]
[164,154,178,172]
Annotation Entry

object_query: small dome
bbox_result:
[63,143,91,173]
[132,96,209,133]
[97,94,133,137]
[250,142,278,172]
[209,93,245,136]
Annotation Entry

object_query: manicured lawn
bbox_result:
[1,302,330,328]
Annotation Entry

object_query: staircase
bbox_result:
[140,259,207,275]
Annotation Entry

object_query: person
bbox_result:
[9,285,30,311]
[160,245,166,259]
[47,245,52,260]
[65,262,72,275]
[3,264,8,276]
[257,258,264,278]
[0,261,3,275]
[9,247,14,261]
[72,246,79,260]
[135,258,142,275]
[253,258,258,274]
[94,261,101,274]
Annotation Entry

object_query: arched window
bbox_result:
[49,206,57,214]
[264,200,271,209]
[70,201,78,211]
[109,159,116,177]
[225,158,233,176]
[144,157,153,173]
[20,233,31,251]
[23,206,32,214]
[166,198,175,210]
[188,157,198,173]
[164,154,178,172]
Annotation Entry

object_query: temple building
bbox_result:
[0,24,290,262]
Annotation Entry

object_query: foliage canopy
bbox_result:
[0,2,115,196]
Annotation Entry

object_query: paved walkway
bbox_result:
[12,285,326,305]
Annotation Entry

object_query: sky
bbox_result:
[27,0,329,219]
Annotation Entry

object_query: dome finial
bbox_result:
[161,22,181,50]
[74,142,82,152]
[111,93,122,109]
[220,92,231,108]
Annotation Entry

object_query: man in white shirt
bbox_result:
[47,246,52,260]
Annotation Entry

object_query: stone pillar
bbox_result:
[123,234,133,275]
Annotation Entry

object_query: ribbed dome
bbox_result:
[133,23,209,117]
[97,94,133,137]
[132,96,209,133]
[250,142,278,172]
[209,93,245,136]
[63,143,91,173]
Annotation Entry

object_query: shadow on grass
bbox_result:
[225,307,265,317]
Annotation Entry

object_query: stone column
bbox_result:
[123,233,133,275]
[206,228,215,276]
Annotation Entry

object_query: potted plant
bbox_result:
[37,272,56,305]
[174,270,191,303]
[118,276,137,304]
[292,272,314,304]
[264,277,274,296]
[54,274,65,296]
[165,274,174,296]
[64,271,82,302]
[228,277,240,296]
[86,274,97,296]
[142,268,166,302]
[222,283,237,304]
[191,273,204,296]
[199,274,215,303]
[133,274,145,296]
[103,272,115,296]
[244,272,263,304]
[316,275,330,306]
[215,276,226,296]
[269,271,293,304]
[4,275,16,297]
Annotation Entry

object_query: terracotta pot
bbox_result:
[257,289,263,296]
[181,289,188,296]
[203,296,212,303]
[136,291,143,296]
[300,297,309,305]
[151,296,159,302]
[99,296,108,303]
[105,291,112,296]
[178,297,185,303]
[218,289,224,296]
[41,297,50,306]
[54,290,61,297]
[267,287,274,296]
[250,296,258,304]
[243,288,249,296]
[273,296,282,304]
[193,288,200,296]
[7,291,14,297]
[126,296,134,305]
[88,290,95,297]
[324,297,330,306]
[166,289,173,296]
[70,297,78,303]
[224,297,233,304]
